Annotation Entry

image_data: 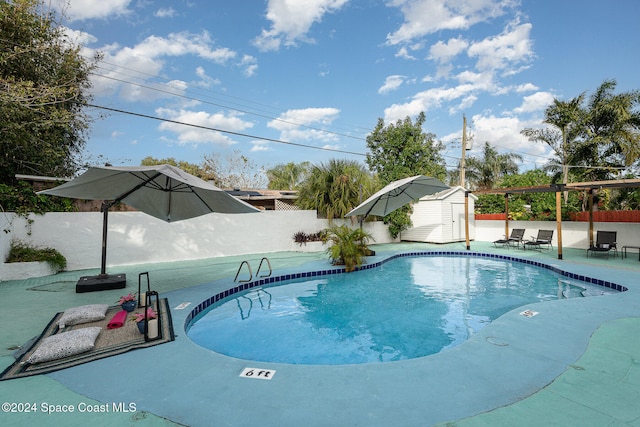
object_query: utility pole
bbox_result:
[460,115,469,188]
[461,115,471,250]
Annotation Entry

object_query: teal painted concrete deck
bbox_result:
[1,241,640,426]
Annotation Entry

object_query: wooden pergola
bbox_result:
[465,178,640,260]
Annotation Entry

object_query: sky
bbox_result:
[51,0,640,183]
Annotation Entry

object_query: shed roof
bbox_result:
[419,185,478,201]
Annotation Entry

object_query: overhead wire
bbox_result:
[90,58,372,141]
[86,103,368,157]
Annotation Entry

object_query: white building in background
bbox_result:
[402,186,477,244]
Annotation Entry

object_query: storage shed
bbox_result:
[401,186,477,243]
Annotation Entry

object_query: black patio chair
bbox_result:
[493,228,525,248]
[524,230,554,251]
[587,231,618,258]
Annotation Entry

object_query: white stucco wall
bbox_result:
[0,211,396,278]
[2,211,640,281]
[474,220,640,249]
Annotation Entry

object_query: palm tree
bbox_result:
[296,159,376,219]
[522,80,640,183]
[464,142,522,190]
[522,94,585,186]
[325,224,373,272]
[266,161,311,190]
[582,79,640,173]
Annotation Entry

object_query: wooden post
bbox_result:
[588,189,594,246]
[460,115,467,188]
[465,191,470,250]
[556,190,563,260]
[504,193,509,239]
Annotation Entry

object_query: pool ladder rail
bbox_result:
[234,257,272,283]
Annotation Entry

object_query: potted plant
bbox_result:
[325,224,374,272]
[117,293,137,312]
[292,230,329,252]
[131,307,158,334]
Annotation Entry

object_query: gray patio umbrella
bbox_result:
[346,175,449,218]
[39,164,260,291]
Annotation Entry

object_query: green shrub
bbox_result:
[6,240,67,272]
[325,225,373,272]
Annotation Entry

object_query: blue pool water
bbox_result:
[187,256,616,365]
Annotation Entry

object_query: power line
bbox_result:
[91,72,369,142]
[87,103,367,157]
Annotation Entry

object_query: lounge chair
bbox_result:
[493,229,525,248]
[587,231,618,258]
[524,230,554,251]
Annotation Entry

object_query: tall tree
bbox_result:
[202,150,267,189]
[464,142,522,190]
[366,112,446,183]
[0,0,98,184]
[365,112,446,237]
[266,161,311,190]
[296,159,375,220]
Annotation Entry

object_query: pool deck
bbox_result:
[2,241,640,426]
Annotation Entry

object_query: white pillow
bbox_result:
[57,304,109,329]
[26,327,102,364]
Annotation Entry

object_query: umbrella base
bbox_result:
[76,273,127,293]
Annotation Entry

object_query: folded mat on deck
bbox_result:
[107,310,128,329]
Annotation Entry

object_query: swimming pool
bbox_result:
[187,254,620,365]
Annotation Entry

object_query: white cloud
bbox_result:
[156,109,254,146]
[87,31,237,101]
[469,113,551,166]
[252,0,349,51]
[395,46,417,60]
[515,83,538,92]
[134,32,236,64]
[268,108,340,141]
[513,91,555,114]
[386,0,512,45]
[383,84,475,122]
[62,27,97,45]
[429,37,469,63]
[378,75,406,94]
[454,70,496,92]
[321,144,343,151]
[155,8,177,18]
[448,94,477,114]
[251,141,272,152]
[194,67,220,88]
[239,55,258,77]
[468,22,534,72]
[51,0,132,21]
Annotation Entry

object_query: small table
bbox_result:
[622,246,640,261]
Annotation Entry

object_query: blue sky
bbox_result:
[53,0,639,184]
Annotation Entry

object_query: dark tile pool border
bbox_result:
[184,251,628,330]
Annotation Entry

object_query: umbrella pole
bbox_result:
[100,203,109,276]
[75,201,126,292]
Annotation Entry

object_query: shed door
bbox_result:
[451,203,465,241]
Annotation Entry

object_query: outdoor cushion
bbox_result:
[26,327,102,364]
[57,304,109,329]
